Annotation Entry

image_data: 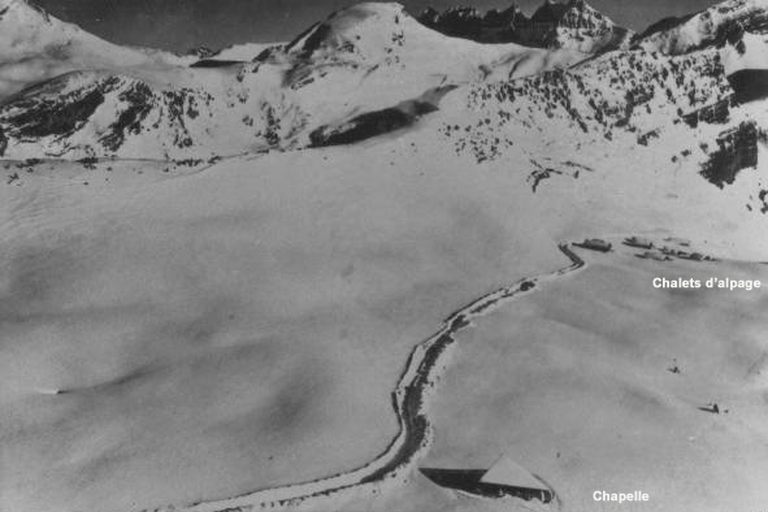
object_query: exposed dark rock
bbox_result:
[286,22,333,59]
[3,79,114,139]
[99,82,154,152]
[758,189,768,214]
[186,46,218,59]
[638,129,660,146]
[728,69,768,104]
[682,97,734,128]
[701,121,759,188]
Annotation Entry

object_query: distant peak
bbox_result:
[0,0,48,21]
[331,2,406,18]
[531,0,569,23]
[417,0,630,51]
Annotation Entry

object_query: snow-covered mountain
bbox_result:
[2,3,768,512]
[0,2,587,160]
[0,0,766,194]
[0,0,190,100]
[635,0,768,54]
[418,0,634,52]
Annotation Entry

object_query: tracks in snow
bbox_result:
[147,243,586,512]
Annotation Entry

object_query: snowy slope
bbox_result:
[2,1,768,512]
[273,3,587,125]
[636,0,768,54]
[213,42,284,61]
[2,98,766,512]
[723,30,768,73]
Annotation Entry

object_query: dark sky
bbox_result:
[33,0,720,53]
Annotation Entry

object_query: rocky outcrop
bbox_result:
[728,69,768,103]
[0,126,6,156]
[416,5,528,43]
[447,48,733,164]
[682,97,735,128]
[417,0,633,52]
[2,76,112,141]
[701,121,759,188]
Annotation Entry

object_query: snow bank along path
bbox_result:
[146,243,586,512]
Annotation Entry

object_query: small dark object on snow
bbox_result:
[624,236,654,249]
[575,239,612,253]
[698,403,720,414]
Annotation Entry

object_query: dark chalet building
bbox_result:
[420,455,554,503]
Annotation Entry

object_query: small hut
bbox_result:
[576,239,612,253]
[420,455,553,503]
[624,236,654,250]
[479,455,553,502]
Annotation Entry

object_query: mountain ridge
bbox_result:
[633,0,768,54]
[417,0,634,52]
[0,0,766,198]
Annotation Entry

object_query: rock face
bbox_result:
[417,0,634,52]
[701,121,760,188]
[728,69,768,103]
[417,5,529,43]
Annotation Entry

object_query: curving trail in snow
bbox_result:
[147,243,587,512]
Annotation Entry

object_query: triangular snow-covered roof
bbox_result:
[480,455,547,490]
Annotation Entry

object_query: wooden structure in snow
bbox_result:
[420,455,553,503]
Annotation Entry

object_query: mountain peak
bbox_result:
[531,0,570,23]
[281,1,429,65]
[417,0,631,51]
[0,0,51,24]
[531,0,614,27]
[0,0,187,99]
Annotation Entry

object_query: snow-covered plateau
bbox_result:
[1,0,767,511]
